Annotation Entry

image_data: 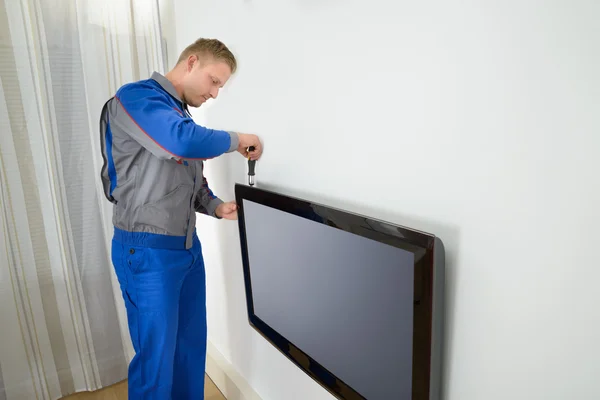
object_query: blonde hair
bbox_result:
[177,38,237,73]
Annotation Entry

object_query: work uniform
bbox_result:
[99,72,239,399]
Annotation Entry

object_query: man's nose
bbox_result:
[210,87,219,99]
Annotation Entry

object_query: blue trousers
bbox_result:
[111,230,207,399]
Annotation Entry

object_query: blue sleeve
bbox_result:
[112,83,239,160]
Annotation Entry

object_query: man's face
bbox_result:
[182,55,231,107]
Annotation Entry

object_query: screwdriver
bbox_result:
[247,146,256,186]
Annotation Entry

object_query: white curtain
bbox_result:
[0,0,167,398]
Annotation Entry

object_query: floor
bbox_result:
[60,375,225,400]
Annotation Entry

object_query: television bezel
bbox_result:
[235,183,444,400]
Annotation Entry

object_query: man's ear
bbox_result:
[187,55,196,72]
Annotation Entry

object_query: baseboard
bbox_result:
[206,341,263,400]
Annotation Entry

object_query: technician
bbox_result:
[99,38,262,399]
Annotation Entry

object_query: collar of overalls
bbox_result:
[150,71,190,113]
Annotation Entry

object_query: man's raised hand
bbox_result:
[237,133,262,161]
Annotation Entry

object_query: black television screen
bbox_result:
[235,184,444,400]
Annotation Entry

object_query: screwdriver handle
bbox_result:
[247,146,256,176]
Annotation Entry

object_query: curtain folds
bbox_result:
[0,0,166,398]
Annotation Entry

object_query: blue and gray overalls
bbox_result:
[99,71,239,399]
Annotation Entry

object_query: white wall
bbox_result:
[172,1,600,399]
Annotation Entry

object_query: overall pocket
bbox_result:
[125,245,147,274]
[133,184,193,235]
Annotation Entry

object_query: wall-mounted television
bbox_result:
[235,183,445,400]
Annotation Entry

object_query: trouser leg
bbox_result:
[171,238,208,399]
[111,239,195,399]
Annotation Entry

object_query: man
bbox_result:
[99,38,262,399]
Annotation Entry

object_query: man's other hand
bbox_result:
[237,133,262,161]
[216,201,238,220]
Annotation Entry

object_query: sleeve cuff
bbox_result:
[206,197,224,218]
[227,131,239,153]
